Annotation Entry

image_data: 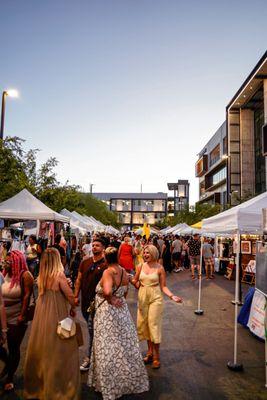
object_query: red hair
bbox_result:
[4,250,28,288]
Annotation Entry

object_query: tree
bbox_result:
[0,136,120,227]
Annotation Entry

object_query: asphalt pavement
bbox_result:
[0,270,266,400]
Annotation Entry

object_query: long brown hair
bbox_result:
[38,248,64,295]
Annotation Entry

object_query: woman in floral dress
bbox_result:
[88,246,149,400]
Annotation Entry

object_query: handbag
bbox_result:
[53,291,76,340]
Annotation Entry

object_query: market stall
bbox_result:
[202,191,267,371]
[0,189,69,260]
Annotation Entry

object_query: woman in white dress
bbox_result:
[88,246,149,400]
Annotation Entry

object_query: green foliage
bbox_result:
[0,136,119,227]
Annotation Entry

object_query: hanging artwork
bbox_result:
[241,240,251,254]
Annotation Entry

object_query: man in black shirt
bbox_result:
[74,238,107,371]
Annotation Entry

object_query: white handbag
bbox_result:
[53,291,76,340]
[57,317,76,339]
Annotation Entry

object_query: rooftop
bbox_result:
[93,192,168,200]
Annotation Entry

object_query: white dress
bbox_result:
[88,282,149,400]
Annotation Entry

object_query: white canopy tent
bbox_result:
[60,209,95,232]
[201,191,267,371]
[202,191,267,234]
[82,215,104,231]
[0,189,69,223]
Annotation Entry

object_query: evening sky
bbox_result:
[1,0,267,204]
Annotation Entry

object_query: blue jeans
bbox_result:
[82,311,94,359]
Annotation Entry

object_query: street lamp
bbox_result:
[0,89,19,140]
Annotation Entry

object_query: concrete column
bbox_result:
[264,80,267,188]
[240,109,255,197]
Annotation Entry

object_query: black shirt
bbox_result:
[79,257,107,315]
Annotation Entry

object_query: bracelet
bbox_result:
[170,295,174,300]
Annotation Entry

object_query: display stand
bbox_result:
[227,231,243,371]
[195,236,204,316]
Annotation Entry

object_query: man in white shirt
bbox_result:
[82,238,92,259]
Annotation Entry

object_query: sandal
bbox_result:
[4,382,14,392]
[143,353,153,364]
[191,275,195,280]
[152,358,161,369]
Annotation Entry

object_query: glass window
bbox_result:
[254,107,266,194]
[210,144,220,167]
[212,167,226,186]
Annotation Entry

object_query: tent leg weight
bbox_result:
[227,361,243,371]
[194,309,204,315]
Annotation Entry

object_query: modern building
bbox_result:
[167,180,190,215]
[93,179,190,228]
[196,122,228,206]
[196,51,267,207]
[93,192,168,229]
[227,51,267,204]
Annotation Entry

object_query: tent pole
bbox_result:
[265,304,267,388]
[227,230,243,371]
[195,235,204,315]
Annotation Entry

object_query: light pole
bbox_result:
[0,89,19,140]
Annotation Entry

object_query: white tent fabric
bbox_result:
[60,209,95,232]
[82,215,102,230]
[170,223,190,235]
[105,225,120,234]
[160,226,171,234]
[0,189,69,222]
[202,191,267,234]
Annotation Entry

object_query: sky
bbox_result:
[1,0,267,204]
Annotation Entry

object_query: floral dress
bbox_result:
[88,282,149,400]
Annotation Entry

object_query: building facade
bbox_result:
[167,180,190,215]
[93,193,168,229]
[93,179,190,228]
[196,122,228,206]
[227,51,267,204]
[196,51,267,207]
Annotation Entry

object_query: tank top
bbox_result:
[2,274,22,324]
[139,269,160,287]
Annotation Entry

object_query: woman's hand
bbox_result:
[17,314,26,324]
[110,296,123,308]
[171,295,183,303]
[70,307,76,318]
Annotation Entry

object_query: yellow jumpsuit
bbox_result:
[137,270,163,344]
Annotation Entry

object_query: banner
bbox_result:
[247,289,266,340]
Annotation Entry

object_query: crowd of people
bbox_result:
[0,229,215,399]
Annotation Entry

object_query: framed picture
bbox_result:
[252,241,257,255]
[241,240,251,255]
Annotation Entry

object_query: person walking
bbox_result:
[203,237,215,279]
[88,246,149,400]
[171,235,183,273]
[162,238,172,273]
[1,250,34,392]
[25,235,40,278]
[118,236,135,273]
[24,248,80,400]
[186,234,201,279]
[130,245,182,369]
[74,238,107,372]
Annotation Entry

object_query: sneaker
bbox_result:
[173,269,180,273]
[80,358,90,372]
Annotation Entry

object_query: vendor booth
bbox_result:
[202,191,267,372]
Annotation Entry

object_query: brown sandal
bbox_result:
[143,353,153,364]
[152,358,161,369]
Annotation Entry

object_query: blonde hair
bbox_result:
[38,248,64,295]
[144,245,159,261]
[105,246,118,264]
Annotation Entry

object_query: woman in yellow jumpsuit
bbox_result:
[130,245,182,369]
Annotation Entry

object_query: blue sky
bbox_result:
[1,0,267,204]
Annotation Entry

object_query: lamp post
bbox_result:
[0,89,19,140]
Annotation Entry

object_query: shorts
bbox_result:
[172,252,181,261]
[204,257,214,268]
[190,256,200,266]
